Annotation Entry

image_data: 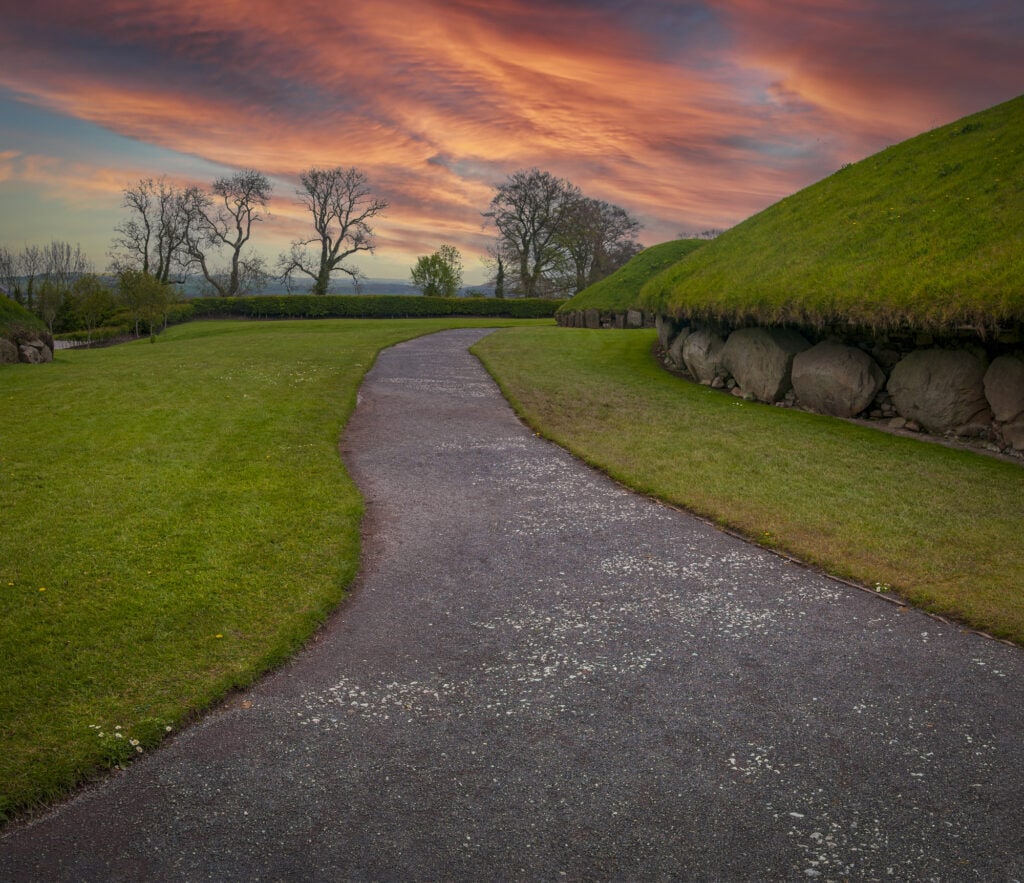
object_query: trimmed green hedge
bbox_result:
[189,295,564,320]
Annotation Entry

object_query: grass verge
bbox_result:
[474,326,1024,643]
[0,316,545,822]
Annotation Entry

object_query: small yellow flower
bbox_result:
[39,587,46,592]
[215,634,223,639]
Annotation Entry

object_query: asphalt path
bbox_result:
[2,328,1023,881]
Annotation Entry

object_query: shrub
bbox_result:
[188,295,563,320]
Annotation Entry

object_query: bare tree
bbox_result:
[483,168,581,298]
[110,178,195,283]
[41,240,91,289]
[278,167,388,295]
[0,246,20,302]
[185,170,272,296]
[19,245,44,310]
[558,198,642,293]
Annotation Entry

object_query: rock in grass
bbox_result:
[888,348,990,434]
[791,341,886,417]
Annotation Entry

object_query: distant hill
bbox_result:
[557,239,708,314]
[641,94,1024,332]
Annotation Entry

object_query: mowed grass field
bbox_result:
[475,327,1024,642]
[4,319,1023,823]
[0,317,543,822]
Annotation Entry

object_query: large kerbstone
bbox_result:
[791,341,886,417]
[665,326,691,369]
[682,328,726,383]
[721,327,810,402]
[656,314,685,349]
[0,338,18,364]
[887,348,990,433]
[583,309,601,329]
[984,354,1024,423]
[626,309,644,329]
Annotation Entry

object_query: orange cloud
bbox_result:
[1,0,1020,278]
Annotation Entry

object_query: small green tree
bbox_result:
[70,274,115,343]
[36,278,67,334]
[410,245,463,297]
[118,270,172,341]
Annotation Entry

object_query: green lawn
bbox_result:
[5,318,1022,823]
[0,317,544,822]
[475,326,1024,642]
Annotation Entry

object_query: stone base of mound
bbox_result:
[557,308,1024,457]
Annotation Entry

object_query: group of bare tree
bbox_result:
[111,170,273,296]
[0,242,91,309]
[110,166,389,297]
[484,168,642,298]
[4,165,642,320]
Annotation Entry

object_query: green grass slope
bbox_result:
[0,294,46,338]
[641,94,1024,331]
[558,239,707,314]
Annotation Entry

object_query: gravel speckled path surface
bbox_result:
[3,328,1023,881]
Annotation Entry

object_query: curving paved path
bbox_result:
[2,328,1023,880]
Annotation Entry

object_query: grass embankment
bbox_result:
[0,317,545,822]
[0,294,47,339]
[475,327,1024,642]
[641,94,1024,331]
[557,239,707,314]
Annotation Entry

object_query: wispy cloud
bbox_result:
[0,0,1020,277]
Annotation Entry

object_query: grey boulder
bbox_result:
[721,327,810,402]
[888,348,990,434]
[791,341,886,418]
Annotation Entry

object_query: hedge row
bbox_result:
[188,295,564,320]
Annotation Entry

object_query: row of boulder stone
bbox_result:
[652,316,1024,453]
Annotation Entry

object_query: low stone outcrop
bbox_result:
[721,327,810,402]
[682,328,726,384]
[887,348,991,434]
[0,338,18,364]
[8,337,54,364]
[791,341,886,418]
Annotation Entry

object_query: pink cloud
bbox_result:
[0,0,1020,277]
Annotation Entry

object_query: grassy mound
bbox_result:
[641,95,1024,332]
[558,239,707,314]
[0,294,48,344]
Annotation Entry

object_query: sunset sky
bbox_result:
[1,0,1021,286]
